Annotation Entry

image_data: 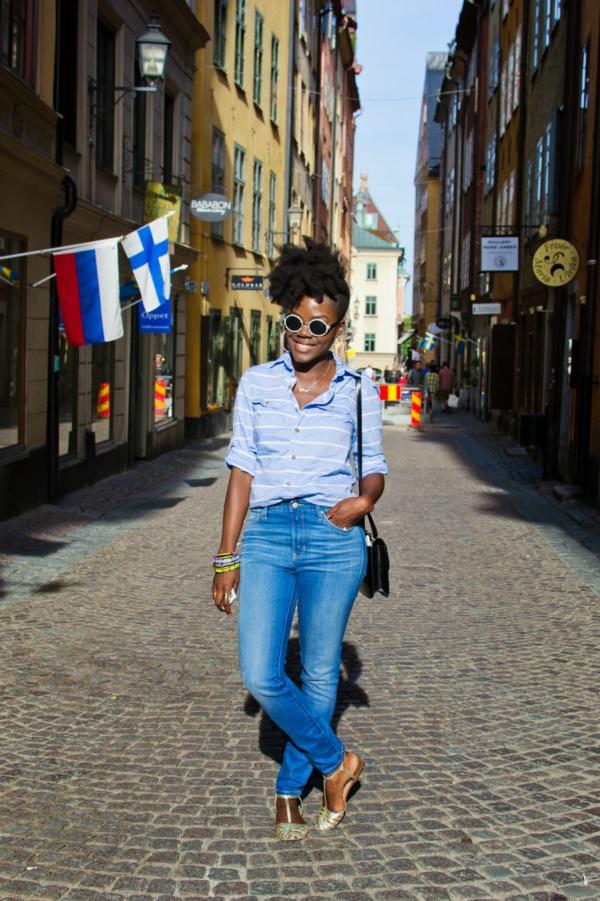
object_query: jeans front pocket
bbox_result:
[246,506,268,525]
[319,507,357,534]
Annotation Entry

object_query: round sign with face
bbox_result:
[532,239,579,287]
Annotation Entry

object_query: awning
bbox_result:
[398,329,416,346]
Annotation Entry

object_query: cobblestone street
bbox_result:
[2,417,600,901]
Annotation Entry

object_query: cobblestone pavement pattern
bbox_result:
[1,419,600,901]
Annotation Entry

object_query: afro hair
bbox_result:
[267,239,350,315]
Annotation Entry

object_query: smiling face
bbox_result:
[285,294,344,366]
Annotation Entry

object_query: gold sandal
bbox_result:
[315,754,365,832]
[274,795,310,841]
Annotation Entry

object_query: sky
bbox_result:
[353,0,464,313]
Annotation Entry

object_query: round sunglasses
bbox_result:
[282,312,344,338]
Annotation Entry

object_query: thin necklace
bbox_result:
[295,359,334,394]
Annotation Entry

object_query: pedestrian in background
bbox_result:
[439,361,455,412]
[425,363,439,420]
[212,240,387,841]
[407,359,425,388]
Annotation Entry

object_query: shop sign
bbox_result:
[190,193,233,222]
[532,239,579,287]
[481,236,519,272]
[139,298,172,333]
[143,182,182,243]
[231,274,264,291]
[472,302,502,315]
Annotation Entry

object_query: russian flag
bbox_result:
[53,239,123,346]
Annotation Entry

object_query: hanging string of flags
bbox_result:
[415,331,477,354]
[0,213,173,347]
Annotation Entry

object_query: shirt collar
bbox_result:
[269,350,352,382]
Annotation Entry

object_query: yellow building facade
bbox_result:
[187,0,292,435]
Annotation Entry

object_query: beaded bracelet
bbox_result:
[213,562,240,574]
[212,551,240,574]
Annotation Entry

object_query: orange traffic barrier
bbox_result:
[379,383,401,402]
[154,378,167,418]
[96,382,110,419]
[409,389,424,430]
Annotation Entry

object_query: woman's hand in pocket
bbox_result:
[326,496,373,530]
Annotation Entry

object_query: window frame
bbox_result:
[270,33,280,124]
[366,262,377,281]
[232,143,246,246]
[577,39,590,173]
[365,296,377,316]
[95,17,115,172]
[253,9,264,106]
[251,157,263,254]
[234,0,246,88]
[213,0,228,70]
[364,333,376,353]
[211,127,226,238]
[267,171,276,258]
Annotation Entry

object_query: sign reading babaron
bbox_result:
[190,193,233,222]
[481,236,519,272]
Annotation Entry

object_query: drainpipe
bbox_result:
[48,0,77,499]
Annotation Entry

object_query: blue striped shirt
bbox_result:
[225,351,387,508]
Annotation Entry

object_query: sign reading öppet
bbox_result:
[190,193,233,222]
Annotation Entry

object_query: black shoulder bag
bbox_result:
[356,378,390,598]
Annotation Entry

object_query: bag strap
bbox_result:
[355,376,378,539]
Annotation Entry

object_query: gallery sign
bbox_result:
[532,239,579,287]
[190,193,233,222]
[481,236,519,272]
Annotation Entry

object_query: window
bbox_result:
[0,234,23,449]
[461,232,471,289]
[270,33,279,123]
[525,155,533,229]
[366,262,377,280]
[250,310,261,364]
[543,115,557,216]
[153,320,176,425]
[96,19,115,170]
[253,10,263,106]
[266,314,279,360]
[214,0,228,69]
[534,136,544,223]
[365,296,377,316]
[234,0,246,87]
[56,0,78,146]
[163,93,175,183]
[252,158,263,253]
[445,168,455,215]
[92,342,114,442]
[364,333,376,352]
[578,40,590,172]
[543,0,552,51]
[132,62,147,189]
[508,170,515,225]
[232,144,246,245]
[513,28,521,111]
[211,128,226,238]
[532,0,541,70]
[0,0,35,84]
[552,0,561,27]
[267,171,276,258]
[463,131,473,192]
[502,0,509,17]
[500,59,508,134]
[485,134,496,193]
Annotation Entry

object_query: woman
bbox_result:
[212,241,387,840]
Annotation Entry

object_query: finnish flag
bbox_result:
[122,217,171,312]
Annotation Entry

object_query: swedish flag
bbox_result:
[0,265,21,288]
[422,332,437,351]
[455,335,466,354]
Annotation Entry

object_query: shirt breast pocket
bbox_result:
[252,399,288,456]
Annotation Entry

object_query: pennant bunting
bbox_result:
[53,239,123,346]
[121,217,171,312]
[422,332,437,351]
[455,335,466,353]
[0,265,21,288]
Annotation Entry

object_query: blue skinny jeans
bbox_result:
[238,499,367,796]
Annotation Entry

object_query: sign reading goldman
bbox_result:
[190,193,233,222]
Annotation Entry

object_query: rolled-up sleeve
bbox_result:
[353,375,388,477]
[225,372,257,476]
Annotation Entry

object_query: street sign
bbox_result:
[481,236,519,272]
[532,239,579,287]
[190,193,233,222]
[472,302,502,315]
[231,274,264,291]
